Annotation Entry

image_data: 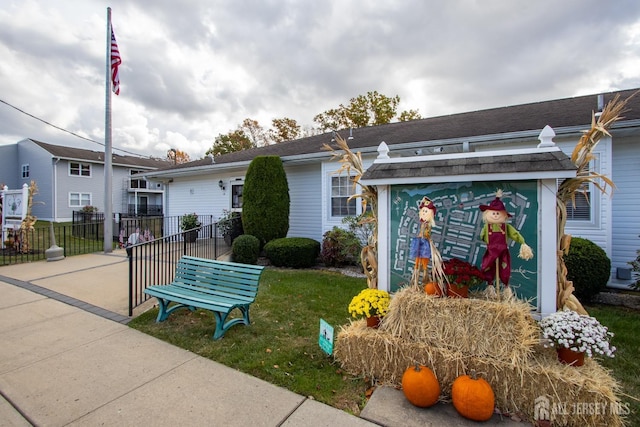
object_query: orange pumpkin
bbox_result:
[424,282,442,296]
[451,371,495,421]
[401,364,440,408]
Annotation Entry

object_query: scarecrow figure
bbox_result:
[479,190,533,294]
[410,197,445,291]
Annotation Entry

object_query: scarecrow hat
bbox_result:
[479,190,512,217]
[419,196,436,214]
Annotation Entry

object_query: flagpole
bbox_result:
[104,7,113,253]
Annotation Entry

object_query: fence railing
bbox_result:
[127,222,231,316]
[1,214,217,267]
[1,223,105,266]
[126,204,163,216]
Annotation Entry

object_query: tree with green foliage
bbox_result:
[205,129,254,157]
[205,91,422,156]
[313,90,421,132]
[270,117,302,142]
[242,156,290,247]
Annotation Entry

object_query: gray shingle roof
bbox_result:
[360,149,576,183]
[168,87,640,172]
[30,139,169,169]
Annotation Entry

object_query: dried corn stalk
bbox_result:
[556,92,637,314]
[323,134,378,288]
[18,180,38,254]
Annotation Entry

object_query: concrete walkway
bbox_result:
[0,251,378,426]
[0,250,527,426]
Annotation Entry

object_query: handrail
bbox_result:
[127,222,231,316]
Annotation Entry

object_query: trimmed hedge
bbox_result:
[242,156,290,248]
[232,234,261,265]
[264,237,320,269]
[563,237,611,303]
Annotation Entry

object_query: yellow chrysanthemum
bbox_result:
[348,289,390,318]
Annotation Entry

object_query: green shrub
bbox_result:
[630,235,640,290]
[264,237,320,268]
[232,234,261,265]
[563,237,611,303]
[320,227,362,267]
[218,210,243,245]
[342,213,375,246]
[242,156,290,248]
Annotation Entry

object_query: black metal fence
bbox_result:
[72,211,105,239]
[126,204,163,216]
[116,214,215,246]
[127,222,231,316]
[1,223,105,266]
[1,214,217,267]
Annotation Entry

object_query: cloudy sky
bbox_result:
[1,0,639,160]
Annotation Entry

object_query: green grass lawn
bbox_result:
[585,304,640,426]
[129,270,640,420]
[2,221,113,265]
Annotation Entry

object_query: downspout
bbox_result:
[53,157,60,222]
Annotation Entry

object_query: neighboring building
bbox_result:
[142,88,640,285]
[0,139,169,222]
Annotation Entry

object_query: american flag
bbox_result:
[110,27,121,95]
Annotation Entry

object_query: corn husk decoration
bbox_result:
[324,134,379,289]
[556,92,637,314]
[18,181,38,254]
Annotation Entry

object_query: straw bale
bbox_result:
[335,304,624,426]
[380,287,539,366]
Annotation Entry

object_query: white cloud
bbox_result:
[1,0,640,159]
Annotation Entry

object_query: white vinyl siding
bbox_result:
[286,164,322,240]
[611,136,640,273]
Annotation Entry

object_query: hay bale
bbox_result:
[334,295,624,426]
[380,287,539,366]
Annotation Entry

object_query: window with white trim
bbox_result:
[69,192,91,208]
[21,164,29,178]
[331,175,357,217]
[129,169,147,189]
[557,154,599,223]
[70,162,91,177]
[566,182,592,221]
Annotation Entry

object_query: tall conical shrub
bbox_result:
[242,156,290,247]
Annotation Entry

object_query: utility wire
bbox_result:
[0,98,152,158]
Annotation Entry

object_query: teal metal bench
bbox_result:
[144,256,264,340]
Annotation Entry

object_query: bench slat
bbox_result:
[143,256,265,340]
[168,282,254,304]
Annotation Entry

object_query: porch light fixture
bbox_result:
[218,180,225,191]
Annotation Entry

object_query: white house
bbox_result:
[142,88,640,287]
[0,139,169,222]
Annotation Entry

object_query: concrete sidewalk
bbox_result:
[0,251,526,426]
[0,251,377,426]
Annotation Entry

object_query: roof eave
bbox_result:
[361,170,576,186]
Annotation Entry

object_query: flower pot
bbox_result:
[447,284,469,298]
[184,229,199,243]
[366,316,381,329]
[557,347,585,366]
